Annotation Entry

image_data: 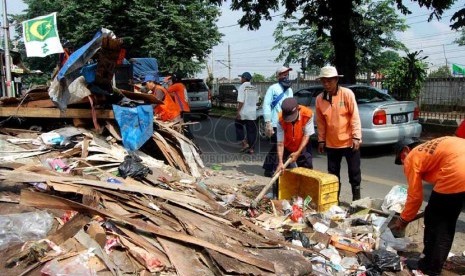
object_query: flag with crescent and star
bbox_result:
[22,12,64,57]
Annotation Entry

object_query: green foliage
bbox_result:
[273,0,407,76]
[251,73,266,82]
[382,51,428,100]
[14,0,222,80]
[224,0,462,84]
[428,65,452,78]
[455,29,465,46]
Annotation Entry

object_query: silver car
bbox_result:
[256,84,422,147]
[181,79,212,114]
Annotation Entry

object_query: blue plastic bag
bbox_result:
[112,104,154,151]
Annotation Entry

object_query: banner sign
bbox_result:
[22,12,64,57]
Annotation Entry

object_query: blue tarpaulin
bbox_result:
[112,104,154,151]
[57,30,105,81]
[124,58,158,83]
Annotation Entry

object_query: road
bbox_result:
[189,115,465,256]
[191,115,408,200]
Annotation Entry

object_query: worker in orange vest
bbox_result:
[165,74,194,139]
[276,97,314,173]
[272,98,315,199]
[391,136,465,275]
[143,74,181,123]
[165,74,190,113]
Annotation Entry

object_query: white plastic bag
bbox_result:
[0,211,53,250]
[381,185,408,213]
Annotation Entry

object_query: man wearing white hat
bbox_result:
[315,66,362,201]
[262,66,294,177]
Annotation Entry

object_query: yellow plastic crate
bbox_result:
[278,167,339,212]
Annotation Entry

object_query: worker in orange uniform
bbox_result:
[315,66,362,201]
[143,74,181,123]
[165,74,194,139]
[272,98,314,198]
[391,136,465,276]
[276,97,314,172]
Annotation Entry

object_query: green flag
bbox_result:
[22,12,64,57]
[452,64,465,76]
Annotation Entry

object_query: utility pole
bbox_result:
[228,44,231,83]
[442,44,448,69]
[2,0,13,97]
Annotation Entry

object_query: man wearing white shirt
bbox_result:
[235,72,258,154]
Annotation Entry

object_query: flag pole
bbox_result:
[2,0,13,97]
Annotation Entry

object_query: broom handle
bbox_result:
[253,157,293,204]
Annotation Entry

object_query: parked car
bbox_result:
[256,84,422,147]
[181,79,212,114]
[214,83,241,104]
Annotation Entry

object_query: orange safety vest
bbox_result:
[279,106,313,152]
[153,85,181,121]
[168,83,190,112]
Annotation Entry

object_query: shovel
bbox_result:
[250,157,293,209]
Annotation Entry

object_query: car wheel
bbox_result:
[257,116,268,140]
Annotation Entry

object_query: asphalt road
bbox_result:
[191,114,409,199]
[188,114,465,255]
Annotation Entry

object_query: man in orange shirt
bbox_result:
[315,66,362,201]
[143,74,181,123]
[391,136,465,276]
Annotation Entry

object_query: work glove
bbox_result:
[389,217,408,237]
[265,122,274,137]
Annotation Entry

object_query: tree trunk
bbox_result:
[329,0,357,84]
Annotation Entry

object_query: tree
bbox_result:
[273,0,407,77]
[383,51,428,100]
[212,0,464,84]
[454,29,465,46]
[14,0,222,78]
[428,65,453,78]
[252,73,266,82]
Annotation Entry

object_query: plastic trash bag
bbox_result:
[118,152,152,179]
[381,185,408,213]
[357,249,401,274]
[112,104,154,151]
[372,249,401,271]
[0,211,54,250]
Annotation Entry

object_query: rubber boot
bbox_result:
[352,186,361,201]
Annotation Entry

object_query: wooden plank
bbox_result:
[20,190,275,273]
[158,237,214,276]
[0,107,114,119]
[3,170,210,209]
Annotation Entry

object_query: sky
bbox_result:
[204,1,465,80]
[4,0,465,80]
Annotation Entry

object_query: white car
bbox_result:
[256,84,422,147]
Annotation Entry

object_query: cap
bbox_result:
[239,72,252,81]
[281,98,299,122]
[317,66,344,79]
[394,138,421,165]
[276,66,292,76]
[142,74,157,84]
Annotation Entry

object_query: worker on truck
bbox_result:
[143,74,181,123]
[391,136,465,276]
